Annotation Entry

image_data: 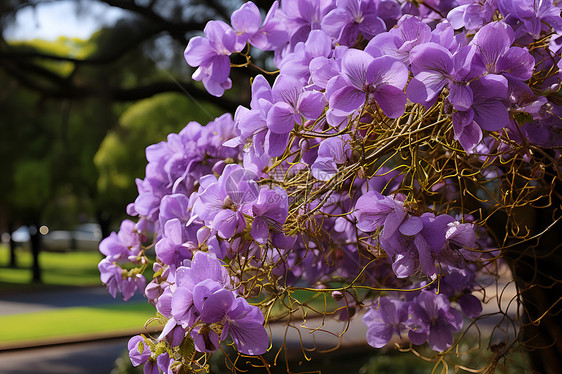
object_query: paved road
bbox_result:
[0,339,129,374]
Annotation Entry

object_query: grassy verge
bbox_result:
[0,245,160,346]
[0,245,103,288]
[0,302,161,344]
[0,245,154,291]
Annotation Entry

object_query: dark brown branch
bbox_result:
[4,61,242,111]
[97,0,206,43]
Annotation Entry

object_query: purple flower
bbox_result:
[438,269,483,318]
[157,352,173,374]
[231,2,263,50]
[452,74,509,151]
[311,134,352,181]
[321,0,387,46]
[222,298,269,355]
[233,75,272,144]
[355,191,406,238]
[327,49,408,118]
[171,251,268,355]
[279,30,333,82]
[446,221,477,257]
[193,165,259,238]
[407,290,463,351]
[267,75,326,135]
[128,335,151,367]
[98,259,146,301]
[129,114,239,230]
[363,297,408,348]
[155,218,197,266]
[366,15,432,64]
[172,251,231,326]
[184,21,237,96]
[248,1,289,51]
[470,22,534,81]
[191,286,269,355]
[279,0,336,48]
[413,213,455,277]
[251,187,289,243]
[406,42,454,107]
[499,0,562,38]
[452,107,482,153]
[448,0,499,31]
[99,219,142,262]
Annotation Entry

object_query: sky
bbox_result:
[4,1,124,41]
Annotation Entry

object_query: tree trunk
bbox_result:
[8,221,17,268]
[504,204,562,373]
[97,210,112,240]
[29,223,42,283]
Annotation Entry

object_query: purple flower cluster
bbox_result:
[363,267,482,350]
[98,114,240,299]
[165,251,268,355]
[355,191,478,278]
[98,220,146,301]
[185,2,287,96]
[98,0,562,369]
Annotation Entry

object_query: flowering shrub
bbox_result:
[99,0,562,372]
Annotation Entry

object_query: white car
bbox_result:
[10,226,32,249]
[42,224,103,252]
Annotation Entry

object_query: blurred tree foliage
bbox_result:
[0,0,275,230]
[94,92,222,222]
[0,0,275,279]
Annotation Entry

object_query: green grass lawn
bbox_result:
[0,245,154,291]
[0,245,103,289]
[0,302,161,345]
[0,245,160,346]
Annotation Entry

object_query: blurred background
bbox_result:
[0,1,253,373]
[0,0,254,285]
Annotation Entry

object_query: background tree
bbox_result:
[94,92,222,235]
[0,0,271,278]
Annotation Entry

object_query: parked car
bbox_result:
[42,223,102,252]
[10,225,32,249]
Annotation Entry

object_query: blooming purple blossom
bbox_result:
[128,335,151,367]
[184,21,237,97]
[267,75,326,136]
[171,251,268,355]
[355,191,406,238]
[363,297,408,348]
[193,164,259,238]
[321,0,387,46]
[279,0,336,48]
[98,259,146,301]
[366,15,432,64]
[407,290,463,351]
[470,22,534,81]
[311,135,352,181]
[448,0,499,31]
[251,187,289,243]
[279,30,333,82]
[499,0,562,38]
[99,219,142,262]
[327,49,408,118]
